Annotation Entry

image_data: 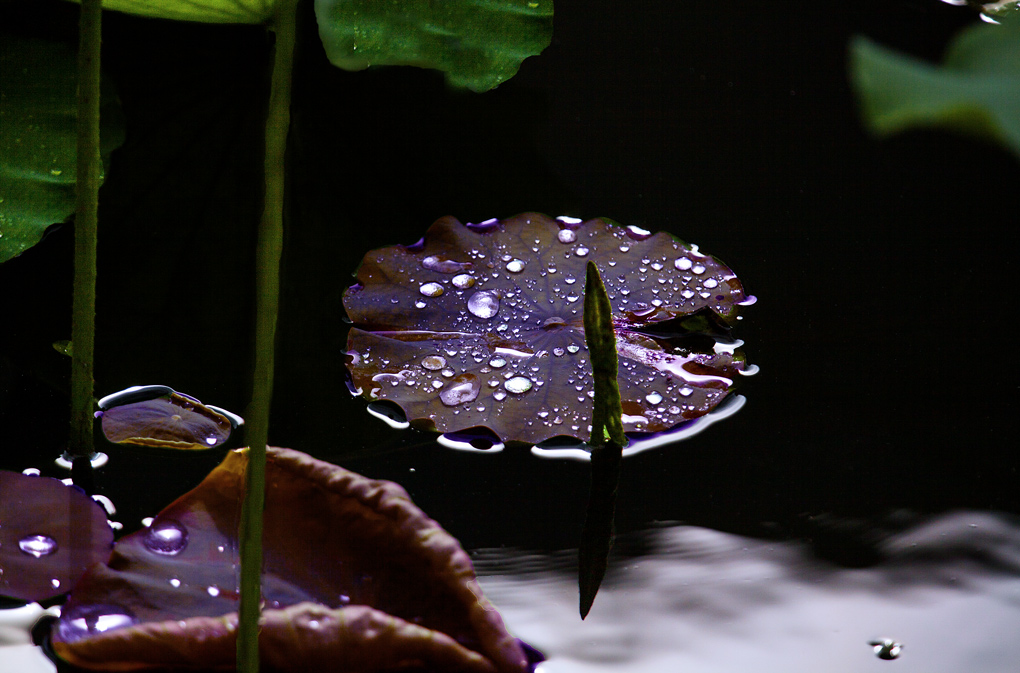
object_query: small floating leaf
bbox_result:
[51,447,529,673]
[344,213,753,446]
[851,12,1020,159]
[0,471,114,602]
[97,385,241,450]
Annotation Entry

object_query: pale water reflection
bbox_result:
[3,511,1019,672]
[474,511,1020,673]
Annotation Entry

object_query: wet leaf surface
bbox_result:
[51,447,529,672]
[344,213,753,446]
[0,472,113,602]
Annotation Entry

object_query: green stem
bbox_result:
[70,0,102,460]
[237,3,297,672]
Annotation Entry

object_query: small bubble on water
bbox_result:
[19,534,58,558]
[868,638,902,660]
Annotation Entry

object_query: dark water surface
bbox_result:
[1,0,1017,670]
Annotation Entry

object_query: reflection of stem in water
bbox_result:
[579,261,627,618]
[239,3,298,672]
[70,0,101,463]
[579,440,622,619]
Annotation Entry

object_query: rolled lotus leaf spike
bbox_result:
[51,447,529,673]
[0,471,114,602]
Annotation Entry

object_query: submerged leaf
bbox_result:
[315,0,554,91]
[0,35,123,264]
[850,12,1020,159]
[51,447,529,672]
[344,213,753,446]
[0,471,113,602]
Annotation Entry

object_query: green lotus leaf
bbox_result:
[315,0,553,92]
[61,0,274,24]
[0,36,124,264]
[850,12,1020,159]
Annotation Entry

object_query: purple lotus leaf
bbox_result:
[51,447,528,673]
[0,471,113,602]
[344,213,753,445]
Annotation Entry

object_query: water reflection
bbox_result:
[473,512,1020,672]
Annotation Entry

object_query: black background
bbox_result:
[1,0,1016,564]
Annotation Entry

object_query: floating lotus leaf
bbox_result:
[0,472,113,602]
[344,213,754,445]
[51,447,528,673]
[96,385,242,450]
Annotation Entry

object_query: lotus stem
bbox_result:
[238,2,297,671]
[69,0,102,463]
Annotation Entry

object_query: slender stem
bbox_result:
[70,0,102,461]
[237,3,297,672]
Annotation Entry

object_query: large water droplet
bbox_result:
[567,344,581,354]
[574,246,589,257]
[674,257,692,270]
[144,519,188,555]
[439,374,481,407]
[57,605,137,643]
[505,259,526,273]
[422,255,471,273]
[19,534,58,558]
[505,377,533,394]
[645,392,663,405]
[467,291,500,319]
[704,278,719,289]
[421,355,446,370]
[558,229,577,243]
[692,263,706,275]
[452,273,475,289]
[489,356,507,368]
[419,282,444,297]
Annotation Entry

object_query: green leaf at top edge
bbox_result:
[60,0,274,24]
[314,0,554,92]
[849,11,1020,159]
[0,36,124,265]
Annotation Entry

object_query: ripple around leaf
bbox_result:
[343,213,753,445]
[51,447,529,673]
